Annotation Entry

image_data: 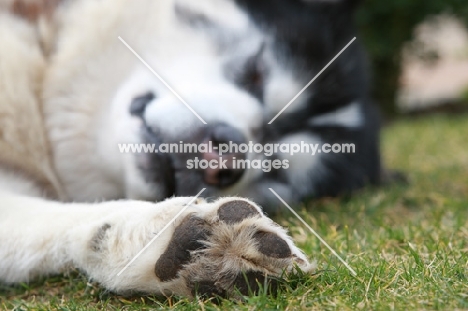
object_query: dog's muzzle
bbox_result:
[131,93,249,195]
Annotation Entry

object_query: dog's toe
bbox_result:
[154,215,210,282]
[252,231,292,258]
[231,270,279,296]
[217,199,262,224]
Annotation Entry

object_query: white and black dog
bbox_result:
[107,0,381,211]
[0,0,379,298]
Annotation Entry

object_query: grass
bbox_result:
[1,114,468,310]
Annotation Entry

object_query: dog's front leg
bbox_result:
[0,193,314,297]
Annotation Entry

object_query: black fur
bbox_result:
[236,0,381,201]
[136,0,381,211]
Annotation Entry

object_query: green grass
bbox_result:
[1,115,467,310]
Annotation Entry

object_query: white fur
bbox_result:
[264,63,310,115]
[0,186,313,295]
[308,102,364,128]
[0,0,314,297]
[277,133,323,195]
[0,169,44,197]
[175,0,250,31]
[40,0,275,202]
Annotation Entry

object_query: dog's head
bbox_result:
[46,0,373,208]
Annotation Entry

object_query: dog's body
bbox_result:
[0,0,379,297]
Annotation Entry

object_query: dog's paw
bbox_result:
[82,197,313,298]
[153,198,314,298]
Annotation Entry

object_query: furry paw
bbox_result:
[153,198,314,298]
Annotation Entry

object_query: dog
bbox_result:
[0,0,379,298]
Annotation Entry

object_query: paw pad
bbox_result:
[217,200,261,224]
[192,271,278,298]
[253,231,292,258]
[155,216,209,282]
[232,270,278,296]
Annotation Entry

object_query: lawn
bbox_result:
[1,115,467,310]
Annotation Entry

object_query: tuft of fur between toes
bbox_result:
[155,198,315,298]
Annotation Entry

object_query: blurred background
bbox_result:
[356,0,468,118]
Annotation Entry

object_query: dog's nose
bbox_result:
[202,124,247,188]
[129,92,155,117]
